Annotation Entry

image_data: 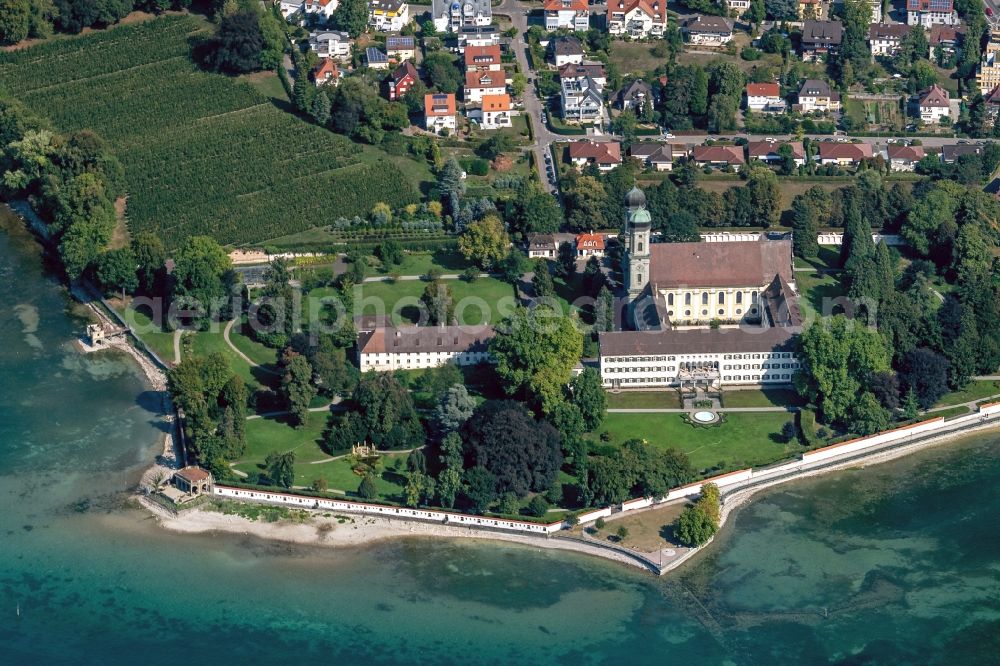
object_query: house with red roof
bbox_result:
[569,141,622,171]
[576,232,606,258]
[886,143,925,171]
[312,58,340,87]
[607,0,667,39]
[906,0,958,29]
[745,82,785,113]
[818,141,874,166]
[424,93,457,133]
[691,145,745,169]
[387,61,419,101]
[464,44,503,72]
[469,93,515,129]
[912,83,952,123]
[464,70,506,102]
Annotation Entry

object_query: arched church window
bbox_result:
[685,293,691,306]
[701,292,708,305]
[751,291,758,303]
[718,292,725,304]
[638,242,643,252]
[736,292,743,304]
[668,293,674,306]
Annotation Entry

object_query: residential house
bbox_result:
[906,0,958,28]
[309,30,352,60]
[357,325,495,372]
[369,0,409,32]
[464,70,506,102]
[928,24,963,59]
[431,0,492,33]
[628,142,686,171]
[683,15,734,46]
[912,83,951,123]
[386,35,416,61]
[867,0,884,22]
[424,93,457,133]
[745,82,785,112]
[526,233,559,258]
[747,140,806,166]
[303,0,338,22]
[279,0,304,20]
[868,23,910,57]
[561,76,603,123]
[365,47,389,69]
[552,36,585,67]
[691,145,745,168]
[607,0,668,39]
[817,142,874,166]
[312,59,340,87]
[569,141,622,171]
[544,0,590,31]
[387,61,419,101]
[986,84,1000,122]
[886,144,925,171]
[558,62,607,87]
[801,20,843,61]
[470,93,515,129]
[457,26,500,52]
[464,44,502,72]
[941,143,982,163]
[977,33,1000,95]
[796,79,841,113]
[617,80,653,111]
[576,232,606,258]
[797,0,827,20]
[726,0,751,13]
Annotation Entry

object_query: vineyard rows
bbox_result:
[0,15,424,247]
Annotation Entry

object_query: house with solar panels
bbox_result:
[906,0,958,28]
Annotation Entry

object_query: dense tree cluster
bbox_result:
[168,353,247,477]
[675,483,720,547]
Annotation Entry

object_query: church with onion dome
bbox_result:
[597,187,805,390]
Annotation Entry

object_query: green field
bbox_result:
[796,270,845,319]
[0,15,427,247]
[113,302,176,363]
[234,414,408,498]
[721,388,805,409]
[933,380,1000,409]
[313,277,517,326]
[373,249,472,276]
[592,412,799,473]
[606,391,682,409]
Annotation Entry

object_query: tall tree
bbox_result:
[570,368,606,431]
[332,0,367,37]
[265,451,296,488]
[207,11,264,74]
[461,400,563,497]
[458,213,509,269]
[489,305,584,413]
[421,280,455,325]
[280,352,316,427]
[0,0,30,45]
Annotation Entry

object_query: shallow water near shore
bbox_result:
[2,208,999,664]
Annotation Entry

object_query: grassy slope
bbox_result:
[0,15,427,247]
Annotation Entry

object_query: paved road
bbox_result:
[496,0,560,193]
[608,406,793,413]
[361,272,496,282]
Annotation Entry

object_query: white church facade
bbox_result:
[598,187,803,390]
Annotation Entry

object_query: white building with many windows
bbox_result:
[369,0,410,32]
[358,325,494,371]
[599,186,803,389]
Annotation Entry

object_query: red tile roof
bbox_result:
[544,0,588,10]
[568,140,622,164]
[607,0,666,22]
[917,83,950,108]
[464,45,502,69]
[391,60,418,85]
[465,71,505,88]
[481,93,511,111]
[887,144,925,161]
[424,93,456,116]
[359,325,494,354]
[313,58,339,83]
[818,142,874,161]
[576,232,606,250]
[691,145,745,165]
[747,140,804,159]
[746,82,780,98]
[648,240,793,289]
[176,466,211,482]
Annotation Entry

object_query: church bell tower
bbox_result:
[624,186,651,298]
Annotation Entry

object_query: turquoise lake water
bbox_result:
[1,211,998,664]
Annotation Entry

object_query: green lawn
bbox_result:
[234,414,409,499]
[374,249,471,276]
[608,41,671,77]
[796,270,845,319]
[227,322,280,368]
[721,388,805,409]
[795,245,842,271]
[314,277,517,326]
[606,391,682,409]
[114,302,175,363]
[933,380,1000,409]
[591,412,799,473]
[186,327,275,391]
